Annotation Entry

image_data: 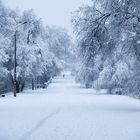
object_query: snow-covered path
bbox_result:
[0,75,140,140]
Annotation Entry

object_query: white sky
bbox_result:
[4,0,92,33]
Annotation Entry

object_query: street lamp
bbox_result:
[14,30,17,97]
[13,22,27,97]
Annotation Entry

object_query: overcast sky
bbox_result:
[4,0,92,33]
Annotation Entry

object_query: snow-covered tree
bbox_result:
[72,0,140,97]
[0,1,72,94]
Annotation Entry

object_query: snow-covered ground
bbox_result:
[0,74,140,140]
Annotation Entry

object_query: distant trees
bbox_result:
[72,0,140,97]
[0,1,72,94]
[46,26,73,69]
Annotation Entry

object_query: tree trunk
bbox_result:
[16,82,20,93]
[32,78,34,90]
[21,82,25,92]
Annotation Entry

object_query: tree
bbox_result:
[72,0,140,97]
[0,1,72,95]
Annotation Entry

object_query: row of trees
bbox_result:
[0,1,72,94]
[72,0,140,97]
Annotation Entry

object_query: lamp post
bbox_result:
[14,30,17,97]
[13,22,27,97]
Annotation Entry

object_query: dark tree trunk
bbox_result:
[21,82,25,92]
[32,79,34,90]
[16,82,20,93]
[37,77,39,88]
[27,30,30,44]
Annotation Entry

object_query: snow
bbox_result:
[0,74,140,140]
[137,40,140,44]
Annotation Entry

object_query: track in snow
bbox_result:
[0,74,140,140]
